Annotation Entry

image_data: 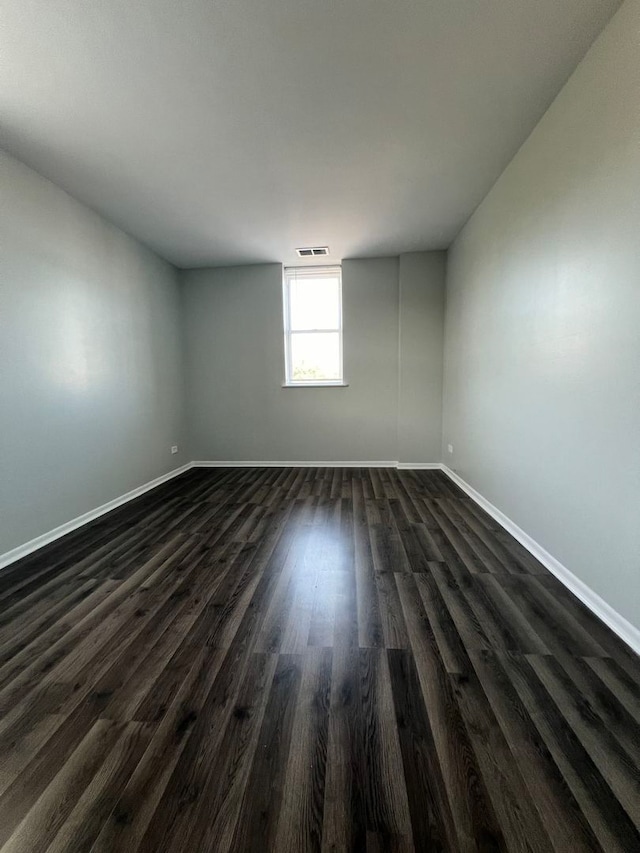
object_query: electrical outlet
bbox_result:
[171,445,179,455]
[447,444,454,454]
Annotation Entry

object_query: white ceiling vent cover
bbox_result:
[296,246,329,257]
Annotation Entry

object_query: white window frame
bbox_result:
[282,265,345,387]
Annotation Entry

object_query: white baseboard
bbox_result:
[0,463,193,571]
[397,462,444,470]
[441,465,640,657]
[7,458,634,658]
[0,459,442,571]
[192,460,402,468]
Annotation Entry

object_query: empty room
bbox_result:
[0,0,639,850]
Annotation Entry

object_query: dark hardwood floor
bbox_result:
[0,467,638,852]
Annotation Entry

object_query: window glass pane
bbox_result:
[290,332,340,381]
[289,277,340,330]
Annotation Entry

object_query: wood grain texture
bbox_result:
[0,466,638,852]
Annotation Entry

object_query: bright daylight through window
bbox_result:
[283,266,343,385]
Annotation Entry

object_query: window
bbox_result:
[283,265,344,386]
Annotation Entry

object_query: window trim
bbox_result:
[282,265,345,387]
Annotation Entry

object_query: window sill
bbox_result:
[282,382,349,388]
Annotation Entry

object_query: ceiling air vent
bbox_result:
[296,246,329,257]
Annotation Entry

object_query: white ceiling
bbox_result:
[0,0,622,268]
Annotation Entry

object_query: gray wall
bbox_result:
[182,253,445,463]
[0,149,185,555]
[442,0,640,630]
[399,252,445,463]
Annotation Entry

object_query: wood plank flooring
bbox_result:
[0,467,638,852]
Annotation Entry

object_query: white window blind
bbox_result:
[283,265,344,386]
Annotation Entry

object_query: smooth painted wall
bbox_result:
[0,149,185,554]
[399,252,445,463]
[182,253,445,463]
[443,0,640,630]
